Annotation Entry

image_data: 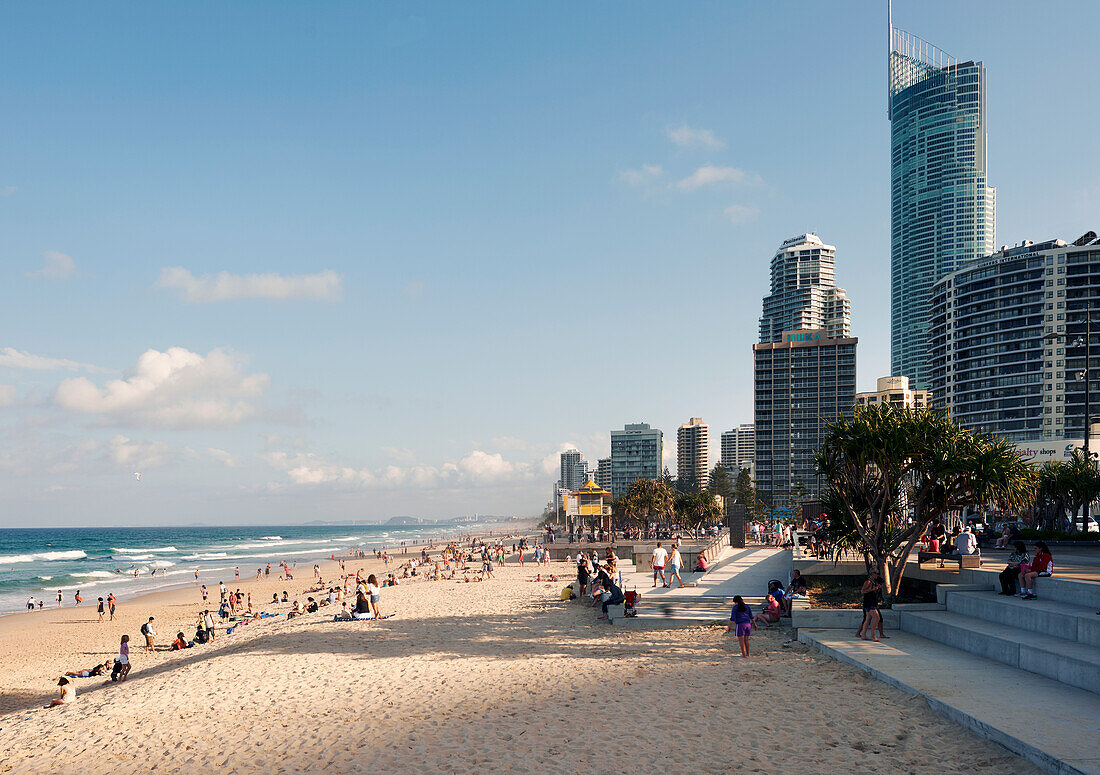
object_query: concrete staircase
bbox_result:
[899,579,1100,695]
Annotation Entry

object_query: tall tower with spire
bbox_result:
[888,5,995,388]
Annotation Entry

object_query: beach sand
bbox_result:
[0,558,1040,775]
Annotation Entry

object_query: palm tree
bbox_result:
[816,404,1035,604]
[623,478,675,537]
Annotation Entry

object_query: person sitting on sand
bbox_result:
[65,661,112,679]
[305,597,319,613]
[287,600,302,620]
[752,594,782,630]
[49,677,76,707]
[281,591,289,602]
[171,632,192,650]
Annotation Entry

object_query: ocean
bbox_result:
[0,523,475,615]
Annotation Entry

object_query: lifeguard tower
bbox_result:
[564,479,613,537]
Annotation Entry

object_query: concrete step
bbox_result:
[900,609,1100,695]
[798,628,1100,775]
[945,589,1100,647]
[1032,576,1100,610]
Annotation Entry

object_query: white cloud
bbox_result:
[724,204,761,224]
[264,446,536,491]
[156,267,343,303]
[617,164,663,186]
[54,347,269,429]
[108,435,172,469]
[0,347,106,373]
[26,251,76,281]
[0,384,15,406]
[676,165,760,191]
[666,125,725,149]
[206,447,243,467]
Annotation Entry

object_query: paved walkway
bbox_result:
[799,629,1100,775]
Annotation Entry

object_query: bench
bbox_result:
[917,551,981,569]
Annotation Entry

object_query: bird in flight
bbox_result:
[133,472,142,482]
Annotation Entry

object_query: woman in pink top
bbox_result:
[752,594,781,630]
[118,635,131,681]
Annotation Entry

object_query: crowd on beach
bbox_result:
[38,533,535,709]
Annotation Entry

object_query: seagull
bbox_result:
[132,472,142,482]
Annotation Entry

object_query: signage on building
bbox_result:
[1012,440,1096,465]
[782,330,833,343]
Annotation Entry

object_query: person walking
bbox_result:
[666,545,685,589]
[107,593,116,621]
[651,542,668,588]
[118,635,131,681]
[97,597,105,622]
[726,595,753,658]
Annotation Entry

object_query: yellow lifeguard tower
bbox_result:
[564,479,613,536]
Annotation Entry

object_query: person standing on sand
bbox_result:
[97,597,105,622]
[201,585,208,602]
[57,590,62,607]
[367,574,382,619]
[118,635,131,680]
[141,617,157,651]
[726,595,753,658]
[651,542,667,588]
[74,591,82,606]
[108,593,116,621]
[857,572,882,642]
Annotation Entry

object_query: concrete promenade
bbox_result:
[798,629,1100,775]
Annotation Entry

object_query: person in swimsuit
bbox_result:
[107,593,116,621]
[857,571,883,642]
[74,591,82,605]
[97,598,105,622]
[56,590,63,607]
[65,661,112,678]
[726,595,754,658]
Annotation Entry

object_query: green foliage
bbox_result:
[616,477,675,530]
[674,489,722,537]
[1017,528,1100,542]
[1035,451,1100,531]
[708,463,735,503]
[816,404,1036,603]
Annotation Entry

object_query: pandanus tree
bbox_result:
[815,405,1036,605]
[674,490,722,538]
[1035,452,1100,531]
[620,477,675,536]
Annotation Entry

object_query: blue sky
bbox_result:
[2,1,1098,526]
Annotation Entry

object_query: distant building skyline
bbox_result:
[720,424,755,473]
[855,375,930,411]
[610,422,663,498]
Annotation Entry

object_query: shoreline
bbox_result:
[0,523,535,618]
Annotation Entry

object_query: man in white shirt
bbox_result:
[651,542,668,588]
[955,525,978,555]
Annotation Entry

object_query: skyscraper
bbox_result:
[676,417,709,490]
[889,21,995,388]
[759,234,851,344]
[610,423,663,499]
[721,424,755,472]
[595,457,612,492]
[559,449,584,491]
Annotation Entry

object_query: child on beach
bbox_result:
[726,596,753,657]
[118,635,131,681]
[367,574,382,619]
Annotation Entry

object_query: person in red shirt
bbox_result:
[1019,541,1053,600]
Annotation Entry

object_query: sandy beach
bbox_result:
[0,554,1040,775]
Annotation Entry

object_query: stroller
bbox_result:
[623,589,639,618]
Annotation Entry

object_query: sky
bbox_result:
[2,1,1098,526]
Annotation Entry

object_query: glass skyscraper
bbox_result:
[889,26,995,388]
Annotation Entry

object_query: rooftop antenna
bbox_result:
[887,0,893,116]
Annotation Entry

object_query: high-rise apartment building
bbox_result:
[559,449,585,491]
[720,424,755,472]
[676,417,710,490]
[595,457,612,493]
[928,232,1100,441]
[754,330,857,502]
[759,234,851,344]
[855,376,931,411]
[610,422,663,499]
[890,24,995,388]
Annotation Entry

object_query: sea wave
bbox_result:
[72,571,118,579]
[150,560,175,568]
[0,550,88,564]
[110,546,178,554]
[181,553,228,561]
[113,554,154,561]
[260,536,282,540]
